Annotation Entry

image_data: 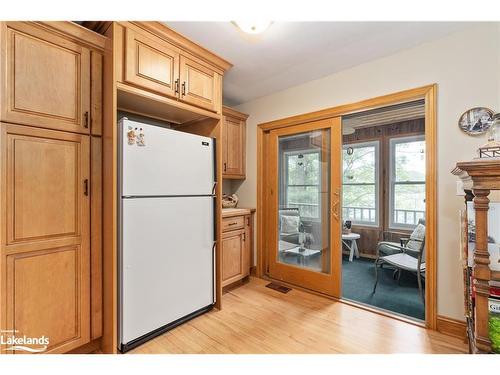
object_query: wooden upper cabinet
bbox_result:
[179,54,220,112]
[0,22,91,134]
[1,123,90,354]
[118,22,231,117]
[222,107,248,179]
[124,28,180,99]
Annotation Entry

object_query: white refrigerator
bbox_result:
[118,118,216,352]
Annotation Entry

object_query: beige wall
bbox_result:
[234,23,500,321]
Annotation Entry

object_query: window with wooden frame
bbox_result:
[389,135,426,229]
[342,141,380,226]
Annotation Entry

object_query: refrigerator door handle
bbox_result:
[212,241,217,303]
[211,181,217,195]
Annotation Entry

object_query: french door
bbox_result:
[265,117,342,296]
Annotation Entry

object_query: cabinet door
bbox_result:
[1,123,90,354]
[223,116,245,178]
[221,229,245,287]
[0,22,91,134]
[124,28,180,99]
[179,55,219,112]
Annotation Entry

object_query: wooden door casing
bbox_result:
[0,123,90,354]
[124,28,180,99]
[0,22,91,134]
[179,54,219,112]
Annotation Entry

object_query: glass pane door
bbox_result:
[277,130,331,273]
[266,117,342,297]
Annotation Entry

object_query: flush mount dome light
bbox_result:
[233,21,272,34]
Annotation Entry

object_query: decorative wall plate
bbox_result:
[458,107,494,135]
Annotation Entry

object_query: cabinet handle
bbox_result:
[247,217,250,226]
[84,111,89,128]
[181,82,186,96]
[228,222,237,226]
[84,179,89,196]
[174,79,180,94]
[243,232,246,241]
[223,162,227,172]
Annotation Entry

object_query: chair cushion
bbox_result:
[281,215,300,234]
[378,242,403,256]
[381,253,426,272]
[407,223,425,251]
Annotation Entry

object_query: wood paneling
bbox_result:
[343,118,424,256]
[1,22,91,134]
[1,123,90,354]
[179,54,219,112]
[130,277,467,354]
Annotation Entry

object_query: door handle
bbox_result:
[174,79,180,94]
[83,179,89,196]
[332,189,340,221]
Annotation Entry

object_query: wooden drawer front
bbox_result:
[179,55,218,112]
[1,22,91,133]
[124,28,179,98]
[4,246,90,354]
[221,229,245,286]
[222,215,245,232]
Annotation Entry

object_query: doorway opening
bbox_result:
[341,100,426,321]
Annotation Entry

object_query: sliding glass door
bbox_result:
[266,118,342,296]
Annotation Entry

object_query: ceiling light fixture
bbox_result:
[233,21,272,35]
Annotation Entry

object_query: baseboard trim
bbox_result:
[68,338,102,354]
[436,315,466,340]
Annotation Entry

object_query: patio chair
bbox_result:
[372,221,426,301]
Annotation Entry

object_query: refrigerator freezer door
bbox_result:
[120,196,214,345]
[120,118,214,197]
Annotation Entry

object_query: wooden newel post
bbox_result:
[472,188,492,353]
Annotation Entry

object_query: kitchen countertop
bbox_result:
[222,207,256,217]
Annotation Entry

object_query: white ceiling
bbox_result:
[166,22,475,106]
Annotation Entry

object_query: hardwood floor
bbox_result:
[130,277,467,354]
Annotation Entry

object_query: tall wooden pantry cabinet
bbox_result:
[0,22,105,354]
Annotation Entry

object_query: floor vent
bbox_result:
[265,282,291,294]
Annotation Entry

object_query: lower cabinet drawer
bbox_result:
[222,216,245,231]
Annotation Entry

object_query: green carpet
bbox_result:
[342,255,425,320]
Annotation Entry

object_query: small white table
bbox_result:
[342,233,360,262]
